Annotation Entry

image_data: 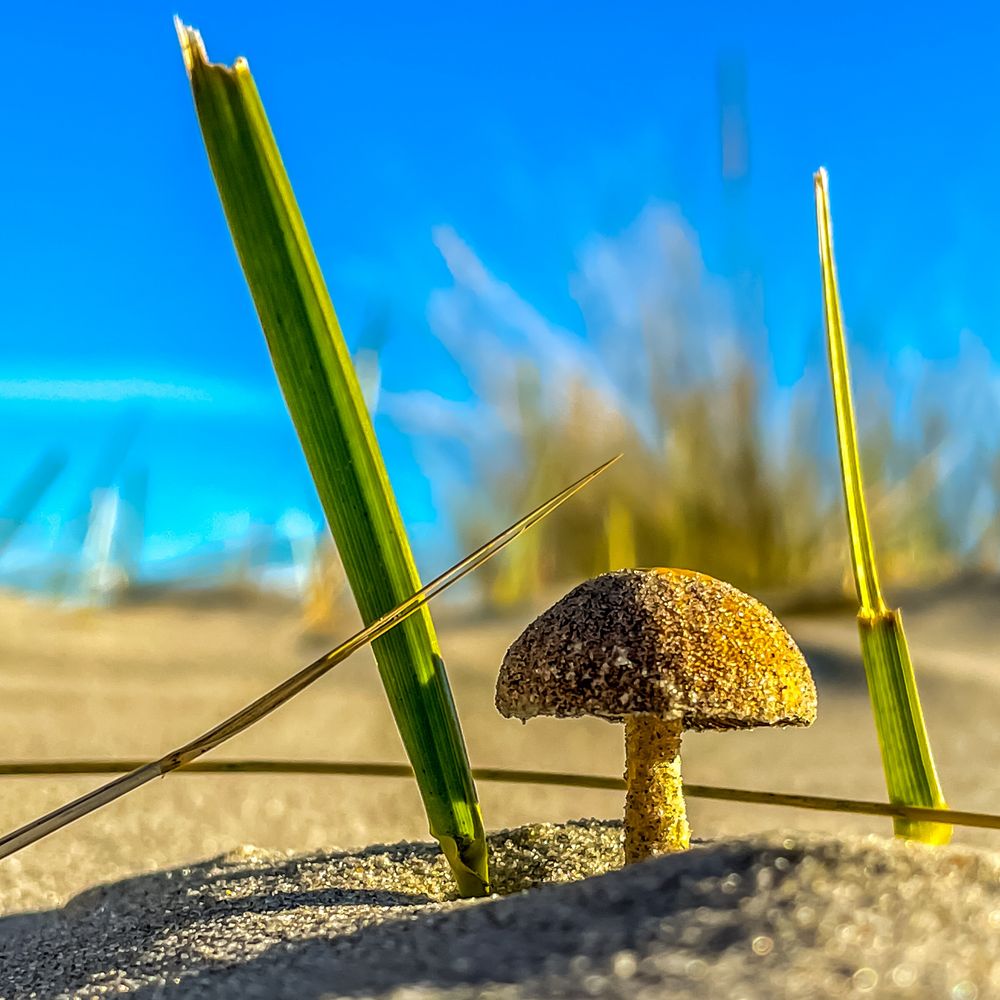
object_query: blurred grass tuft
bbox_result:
[399,209,975,609]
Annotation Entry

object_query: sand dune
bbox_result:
[2,822,998,998]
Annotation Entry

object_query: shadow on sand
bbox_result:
[0,843,438,998]
[0,836,795,999]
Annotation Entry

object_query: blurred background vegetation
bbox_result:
[380,203,996,611]
[4,170,998,617]
[3,14,999,619]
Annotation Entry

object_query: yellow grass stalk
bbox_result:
[814,168,950,844]
[0,458,617,864]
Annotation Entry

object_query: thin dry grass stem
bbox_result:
[0,458,618,864]
[0,759,995,832]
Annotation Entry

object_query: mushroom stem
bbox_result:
[623,713,690,862]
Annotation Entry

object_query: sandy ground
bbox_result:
[2,822,998,998]
[0,575,998,994]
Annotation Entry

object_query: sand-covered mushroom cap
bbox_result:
[496,568,816,731]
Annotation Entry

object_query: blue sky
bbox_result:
[2,2,998,576]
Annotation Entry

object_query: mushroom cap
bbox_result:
[495,568,816,731]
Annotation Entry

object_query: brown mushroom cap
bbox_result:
[496,567,817,731]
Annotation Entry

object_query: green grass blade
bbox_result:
[813,168,950,844]
[175,20,490,892]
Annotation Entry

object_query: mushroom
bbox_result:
[496,567,817,863]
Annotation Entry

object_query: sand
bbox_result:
[0,575,999,995]
[2,820,998,998]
